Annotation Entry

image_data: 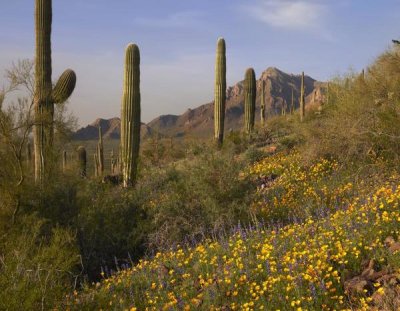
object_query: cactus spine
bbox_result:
[300,71,305,122]
[214,38,226,146]
[77,146,86,178]
[120,44,141,187]
[33,0,76,183]
[260,80,266,126]
[244,68,256,135]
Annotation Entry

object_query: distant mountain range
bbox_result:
[73,67,326,140]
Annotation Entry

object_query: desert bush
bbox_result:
[142,148,254,252]
[76,181,149,280]
[302,46,400,170]
[0,215,79,310]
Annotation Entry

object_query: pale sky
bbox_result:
[1,0,399,126]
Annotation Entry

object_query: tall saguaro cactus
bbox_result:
[34,0,76,182]
[300,71,305,122]
[260,80,266,126]
[244,68,256,135]
[120,44,141,188]
[214,37,226,146]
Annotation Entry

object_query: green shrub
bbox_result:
[0,215,79,310]
[76,181,149,280]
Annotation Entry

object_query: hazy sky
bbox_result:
[1,0,399,126]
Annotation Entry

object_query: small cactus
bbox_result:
[244,68,256,135]
[77,146,86,178]
[95,125,104,176]
[300,71,305,122]
[291,86,295,114]
[110,149,116,175]
[214,37,226,146]
[260,80,266,125]
[120,44,141,187]
[94,153,99,177]
[282,99,286,116]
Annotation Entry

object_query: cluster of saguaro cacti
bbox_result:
[120,44,141,188]
[260,80,266,125]
[214,37,226,146]
[77,146,87,178]
[299,71,305,122]
[34,0,76,183]
[94,125,104,177]
[244,68,256,135]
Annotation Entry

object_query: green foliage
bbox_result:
[243,145,266,164]
[76,182,149,280]
[0,215,79,310]
[301,46,400,169]
[141,149,254,251]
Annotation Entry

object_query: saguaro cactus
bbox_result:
[110,149,116,175]
[260,80,266,126]
[34,0,76,182]
[300,71,305,122]
[96,125,104,176]
[77,146,86,178]
[282,99,286,116]
[120,44,141,187]
[291,86,295,114]
[244,68,256,135]
[94,153,99,177]
[214,37,226,146]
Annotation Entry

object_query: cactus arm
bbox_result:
[33,0,76,182]
[52,69,76,103]
[214,37,226,146]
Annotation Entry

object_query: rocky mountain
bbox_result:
[73,117,153,140]
[147,67,326,137]
[73,67,326,140]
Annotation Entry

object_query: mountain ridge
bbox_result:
[73,67,326,140]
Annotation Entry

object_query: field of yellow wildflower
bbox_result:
[69,153,400,310]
